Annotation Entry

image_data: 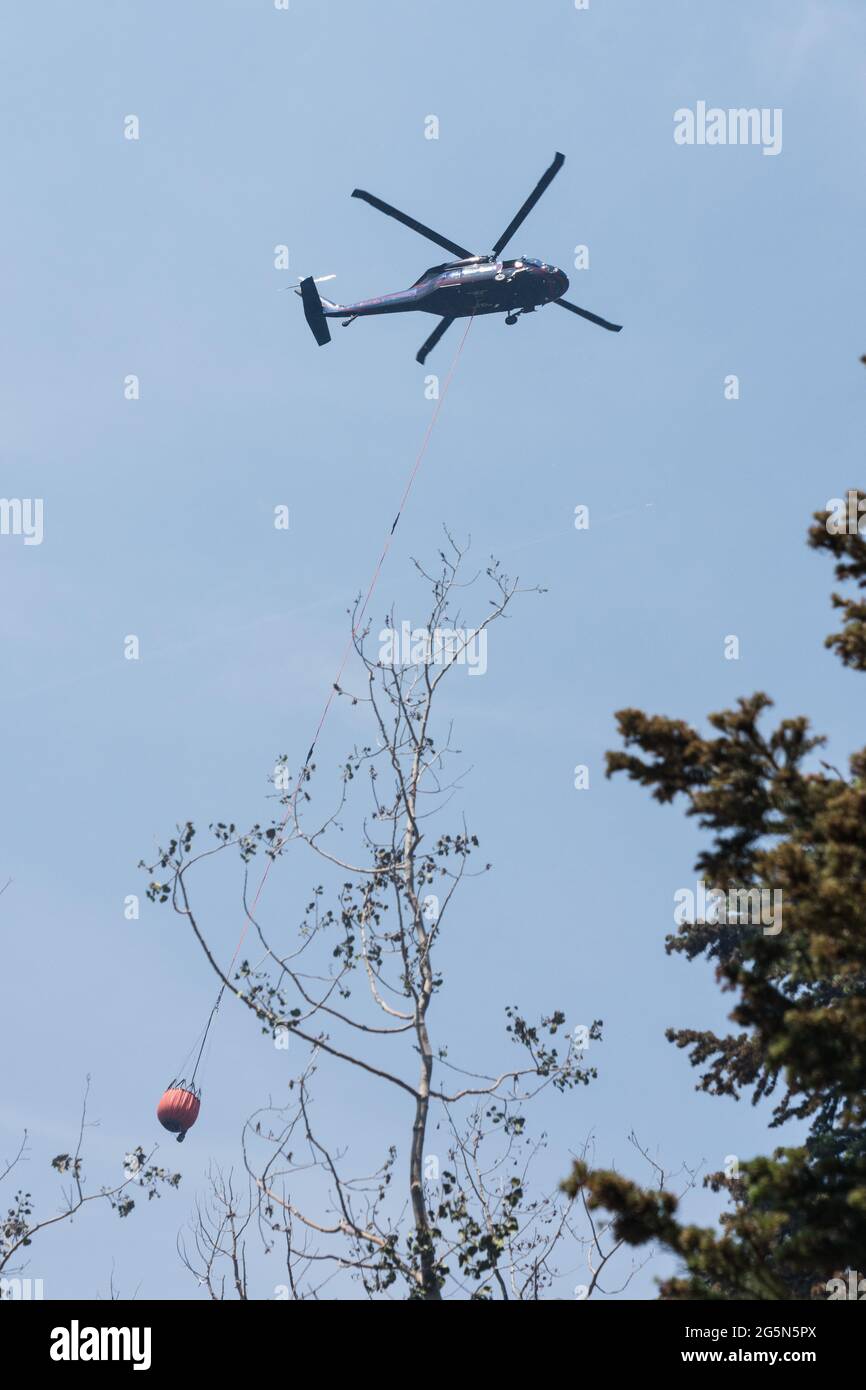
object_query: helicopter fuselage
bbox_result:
[323,257,570,320]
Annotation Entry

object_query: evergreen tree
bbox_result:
[565,461,866,1300]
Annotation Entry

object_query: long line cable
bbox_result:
[182,317,476,1079]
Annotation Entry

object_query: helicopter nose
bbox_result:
[550,267,569,296]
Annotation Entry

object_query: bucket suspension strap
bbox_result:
[180,316,475,1075]
[189,986,225,1090]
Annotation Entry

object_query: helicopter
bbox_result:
[297,152,622,365]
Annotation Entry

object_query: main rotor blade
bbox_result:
[416,316,455,365]
[490,152,565,258]
[555,297,622,332]
[352,189,473,260]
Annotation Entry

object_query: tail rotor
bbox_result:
[278,273,336,293]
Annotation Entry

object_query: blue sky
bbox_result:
[2,0,865,1299]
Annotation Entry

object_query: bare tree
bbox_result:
[0,1077,180,1293]
[178,1165,253,1300]
[143,540,636,1299]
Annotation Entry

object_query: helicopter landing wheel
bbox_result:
[505,313,519,326]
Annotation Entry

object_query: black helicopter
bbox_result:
[298,152,622,365]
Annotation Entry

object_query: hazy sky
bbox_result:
[2,0,865,1299]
